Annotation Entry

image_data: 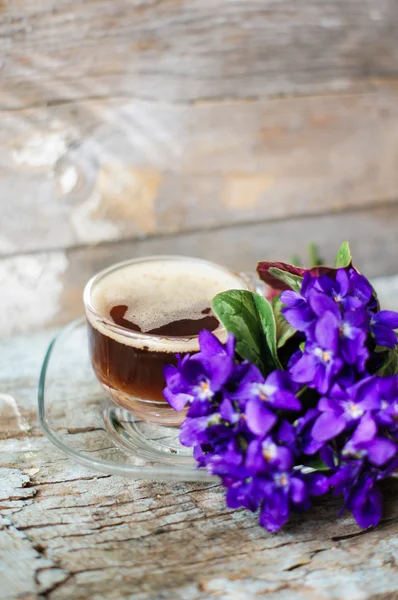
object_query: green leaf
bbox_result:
[290,254,302,267]
[334,241,352,268]
[272,295,296,348]
[304,458,332,472]
[376,347,398,376]
[212,290,281,375]
[296,385,308,398]
[268,267,303,293]
[374,345,390,353]
[253,294,282,370]
[308,243,324,268]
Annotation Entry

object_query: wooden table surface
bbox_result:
[1,1,398,598]
[2,256,398,600]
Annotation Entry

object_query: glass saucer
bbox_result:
[38,317,214,481]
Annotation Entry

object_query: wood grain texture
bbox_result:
[1,0,398,253]
[2,86,398,254]
[1,203,398,337]
[1,0,398,109]
[1,327,398,600]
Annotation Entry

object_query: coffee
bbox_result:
[84,257,249,424]
[108,303,219,336]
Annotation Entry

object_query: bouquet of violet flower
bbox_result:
[163,243,398,532]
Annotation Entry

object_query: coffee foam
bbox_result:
[86,258,248,352]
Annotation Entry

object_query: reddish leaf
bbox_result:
[257,261,353,293]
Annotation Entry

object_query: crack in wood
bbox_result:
[0,514,71,598]
[32,474,112,486]
[3,77,398,114]
[38,572,73,600]
[332,516,398,542]
[282,546,330,572]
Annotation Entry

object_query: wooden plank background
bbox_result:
[1,0,398,336]
[2,0,398,108]
[2,204,398,338]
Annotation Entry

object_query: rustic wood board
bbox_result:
[2,86,398,255]
[1,325,398,600]
[1,203,398,338]
[1,0,398,253]
[1,0,398,108]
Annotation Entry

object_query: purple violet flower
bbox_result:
[245,435,294,474]
[347,475,384,529]
[282,268,398,364]
[311,378,380,443]
[163,330,235,411]
[257,470,329,532]
[336,310,369,371]
[295,408,323,455]
[289,311,343,394]
[347,269,374,306]
[370,311,398,348]
[230,365,301,436]
[315,269,368,310]
[280,272,316,332]
[258,471,305,531]
[330,465,384,529]
[281,269,372,334]
[330,446,398,530]
[163,256,398,534]
[225,474,263,513]
[342,413,397,467]
[372,376,398,434]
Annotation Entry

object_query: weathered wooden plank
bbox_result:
[1,0,398,108]
[2,1,398,254]
[2,86,398,254]
[1,327,398,600]
[1,203,398,337]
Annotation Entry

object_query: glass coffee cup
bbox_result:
[83,255,252,426]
